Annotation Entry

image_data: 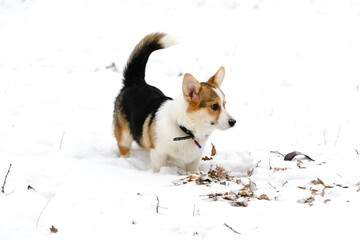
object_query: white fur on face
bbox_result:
[213,88,234,130]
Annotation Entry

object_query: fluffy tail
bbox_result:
[123,32,175,87]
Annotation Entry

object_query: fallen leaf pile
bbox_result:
[204,179,270,207]
[174,148,357,208]
[297,177,351,205]
[174,165,236,186]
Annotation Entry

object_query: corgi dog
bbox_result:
[113,32,236,173]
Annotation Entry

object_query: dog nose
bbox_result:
[228,119,236,127]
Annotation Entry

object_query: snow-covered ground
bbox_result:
[1,0,360,239]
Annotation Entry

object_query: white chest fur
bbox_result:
[151,96,211,172]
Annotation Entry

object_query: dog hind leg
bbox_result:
[113,112,133,157]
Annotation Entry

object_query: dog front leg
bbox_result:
[150,149,167,173]
[185,159,201,174]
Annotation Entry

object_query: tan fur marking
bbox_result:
[119,146,130,156]
[141,114,156,150]
[208,66,225,87]
[130,33,167,61]
[113,110,133,156]
[207,75,217,87]
[186,83,221,119]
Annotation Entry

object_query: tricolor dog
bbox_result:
[113,32,236,173]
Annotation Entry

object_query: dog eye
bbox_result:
[211,104,219,111]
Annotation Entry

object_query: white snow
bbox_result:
[1,0,360,239]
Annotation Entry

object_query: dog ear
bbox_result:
[208,66,225,87]
[183,73,201,103]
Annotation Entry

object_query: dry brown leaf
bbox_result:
[189,175,197,180]
[297,196,315,204]
[311,178,325,185]
[311,189,318,195]
[239,191,250,197]
[232,200,248,207]
[273,167,288,172]
[321,189,325,197]
[297,162,306,169]
[284,151,315,161]
[258,194,270,200]
[211,143,216,156]
[50,225,58,233]
[224,196,235,201]
[202,156,213,161]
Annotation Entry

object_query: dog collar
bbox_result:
[173,125,202,149]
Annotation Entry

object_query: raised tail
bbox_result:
[122,32,175,87]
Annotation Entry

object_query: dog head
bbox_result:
[182,66,236,131]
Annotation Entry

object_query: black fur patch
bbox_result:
[116,84,172,144]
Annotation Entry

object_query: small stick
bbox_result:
[105,62,118,72]
[224,223,241,235]
[335,124,341,146]
[1,164,12,194]
[355,149,359,155]
[59,131,65,150]
[156,196,160,214]
[36,199,51,228]
[268,159,272,170]
[268,181,276,189]
[270,151,284,157]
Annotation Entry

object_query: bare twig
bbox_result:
[27,185,36,192]
[36,199,51,228]
[224,223,241,235]
[1,164,12,194]
[356,149,359,155]
[335,124,341,146]
[270,151,285,157]
[59,131,65,150]
[255,160,261,168]
[105,62,118,72]
[156,196,160,214]
[268,181,276,189]
[268,159,272,170]
[247,160,261,177]
[192,204,200,216]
